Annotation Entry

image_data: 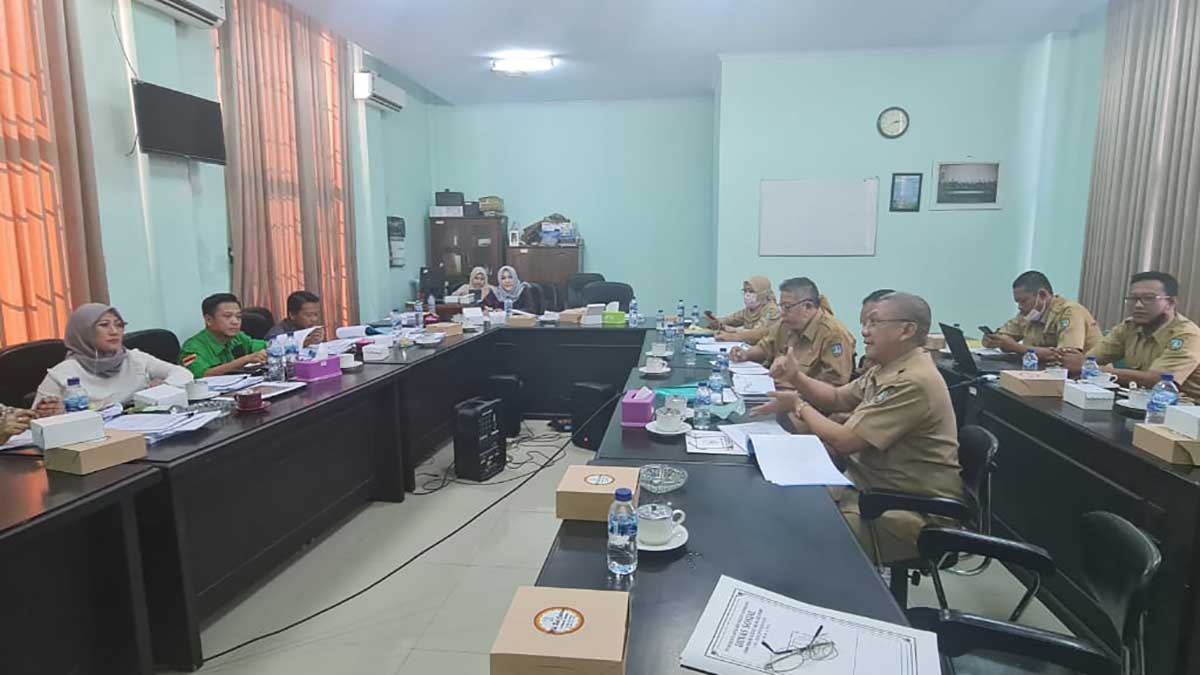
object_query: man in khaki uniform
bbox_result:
[1063,271,1200,400]
[983,271,1102,363]
[730,277,855,387]
[751,292,961,563]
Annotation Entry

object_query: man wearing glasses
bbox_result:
[1062,271,1200,399]
[730,277,855,387]
[749,292,961,563]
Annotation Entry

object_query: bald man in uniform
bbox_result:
[730,277,856,387]
[982,270,1102,364]
[751,292,961,563]
[1063,271,1200,400]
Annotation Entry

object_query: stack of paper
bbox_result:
[695,341,749,354]
[718,420,789,453]
[685,431,744,456]
[749,434,851,486]
[105,411,223,444]
[201,375,263,393]
[729,361,770,376]
[732,373,775,406]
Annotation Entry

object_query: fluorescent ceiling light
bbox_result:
[492,56,556,75]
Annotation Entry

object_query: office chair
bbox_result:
[910,511,1160,675]
[241,307,274,340]
[123,328,181,364]
[579,282,634,312]
[566,273,605,308]
[858,424,999,607]
[0,339,67,408]
[532,282,560,312]
[523,283,545,315]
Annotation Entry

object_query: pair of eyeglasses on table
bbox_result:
[761,625,838,672]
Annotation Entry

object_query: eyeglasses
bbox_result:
[762,626,837,672]
[862,318,914,330]
[1124,295,1172,306]
[780,299,818,312]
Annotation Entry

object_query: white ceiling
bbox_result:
[285,0,1109,105]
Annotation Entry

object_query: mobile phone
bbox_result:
[978,326,995,336]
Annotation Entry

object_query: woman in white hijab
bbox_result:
[453,266,493,302]
[33,303,193,416]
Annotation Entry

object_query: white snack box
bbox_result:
[1166,405,1200,440]
[31,410,106,450]
[133,384,189,410]
[1062,382,1115,410]
[362,343,391,362]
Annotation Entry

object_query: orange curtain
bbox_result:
[218,0,357,327]
[0,0,105,347]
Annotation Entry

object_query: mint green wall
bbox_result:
[429,98,715,315]
[715,37,1104,336]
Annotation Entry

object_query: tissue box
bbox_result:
[999,371,1065,397]
[426,321,463,337]
[44,430,147,475]
[294,357,341,383]
[491,586,629,675]
[925,334,946,350]
[620,389,655,428]
[581,314,603,326]
[508,314,537,328]
[556,465,641,522]
[31,410,106,450]
[362,343,391,362]
[133,384,188,409]
[1133,424,1200,465]
[1166,405,1200,439]
[1063,382,1115,410]
[602,311,627,326]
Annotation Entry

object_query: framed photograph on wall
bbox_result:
[931,161,1001,210]
[387,216,406,268]
[889,173,922,212]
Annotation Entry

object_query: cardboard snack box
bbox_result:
[44,430,147,475]
[999,370,1065,398]
[555,465,641,522]
[1133,423,1200,466]
[491,586,629,675]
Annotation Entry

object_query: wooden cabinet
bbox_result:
[507,244,582,310]
[427,217,507,289]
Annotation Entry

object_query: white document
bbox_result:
[336,325,371,339]
[0,430,33,451]
[681,575,941,675]
[750,434,851,487]
[718,420,788,452]
[289,325,322,346]
[732,373,776,396]
[200,374,263,392]
[105,411,223,443]
[216,381,306,402]
[696,341,749,354]
[686,431,747,456]
[319,338,356,355]
[729,361,770,376]
[971,347,1006,357]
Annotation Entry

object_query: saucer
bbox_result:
[639,366,671,377]
[1115,399,1147,415]
[638,525,689,552]
[646,350,674,358]
[645,420,691,437]
[234,401,271,415]
[187,391,219,402]
[340,362,364,372]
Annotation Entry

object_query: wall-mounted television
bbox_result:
[132,80,226,165]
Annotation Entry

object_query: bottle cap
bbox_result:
[614,488,632,502]
[1163,374,1174,381]
[67,377,80,386]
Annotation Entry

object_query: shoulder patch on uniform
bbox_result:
[1059,318,1070,329]
[1171,338,1184,350]
[831,343,843,357]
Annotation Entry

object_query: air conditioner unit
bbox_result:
[353,72,407,112]
[133,0,225,29]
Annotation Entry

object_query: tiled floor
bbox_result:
[188,421,1067,674]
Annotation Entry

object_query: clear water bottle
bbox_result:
[676,299,686,323]
[1146,374,1180,424]
[1081,356,1102,382]
[708,363,725,403]
[691,304,700,326]
[1022,349,1039,371]
[718,347,730,378]
[284,332,299,379]
[389,308,402,331]
[628,297,639,326]
[267,336,286,382]
[684,336,697,367]
[607,488,638,576]
[427,293,437,315]
[63,377,89,412]
[694,382,712,429]
[504,297,513,320]
[656,309,665,331]
[415,297,424,316]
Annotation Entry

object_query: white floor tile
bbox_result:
[394,649,490,675]
[415,565,539,654]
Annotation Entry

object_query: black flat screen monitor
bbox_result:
[132,80,226,165]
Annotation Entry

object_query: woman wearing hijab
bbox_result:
[453,266,493,302]
[482,265,537,313]
[704,276,783,344]
[33,304,193,416]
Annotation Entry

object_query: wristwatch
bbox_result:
[795,399,810,415]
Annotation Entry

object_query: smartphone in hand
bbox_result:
[978,325,995,336]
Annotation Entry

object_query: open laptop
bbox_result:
[939,323,999,377]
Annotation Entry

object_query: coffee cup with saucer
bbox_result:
[186,380,216,401]
[636,503,688,551]
[646,406,690,436]
[640,357,670,376]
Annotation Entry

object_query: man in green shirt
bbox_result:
[180,293,268,378]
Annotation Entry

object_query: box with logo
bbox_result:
[1062,382,1115,410]
[555,465,641,522]
[31,410,106,451]
[1133,423,1200,466]
[426,321,463,337]
[44,430,147,475]
[507,314,537,328]
[1165,405,1200,440]
[998,370,1065,398]
[491,586,629,675]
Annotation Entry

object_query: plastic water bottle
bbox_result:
[694,382,712,429]
[718,348,730,378]
[63,377,89,412]
[1146,374,1180,424]
[1022,349,1039,371]
[708,363,725,404]
[628,297,639,326]
[389,308,402,331]
[691,304,700,326]
[267,337,286,382]
[504,297,513,320]
[1081,356,1102,382]
[415,297,424,316]
[427,293,437,315]
[655,309,665,331]
[607,488,638,576]
[284,332,299,379]
[676,299,686,323]
[684,336,697,367]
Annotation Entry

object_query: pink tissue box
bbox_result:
[621,389,655,428]
[294,357,341,383]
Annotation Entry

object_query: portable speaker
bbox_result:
[570,382,618,451]
[453,397,506,482]
[485,374,523,438]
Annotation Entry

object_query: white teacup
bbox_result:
[339,353,357,368]
[651,341,669,356]
[1086,372,1118,386]
[185,380,210,399]
[636,503,686,545]
[655,406,683,431]
[645,357,668,373]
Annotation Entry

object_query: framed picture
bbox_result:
[932,161,1001,210]
[387,216,406,268]
[889,173,922,212]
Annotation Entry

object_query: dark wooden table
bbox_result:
[0,456,159,675]
[537,460,907,674]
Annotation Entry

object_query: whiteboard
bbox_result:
[759,178,879,256]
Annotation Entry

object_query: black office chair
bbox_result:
[911,511,1161,675]
[123,328,181,364]
[241,307,274,340]
[0,339,67,408]
[523,283,545,315]
[859,424,999,607]
[533,282,560,312]
[566,273,605,308]
[580,282,634,312]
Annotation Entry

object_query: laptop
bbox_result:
[939,323,998,377]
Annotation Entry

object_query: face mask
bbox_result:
[1025,296,1046,323]
[744,291,759,309]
